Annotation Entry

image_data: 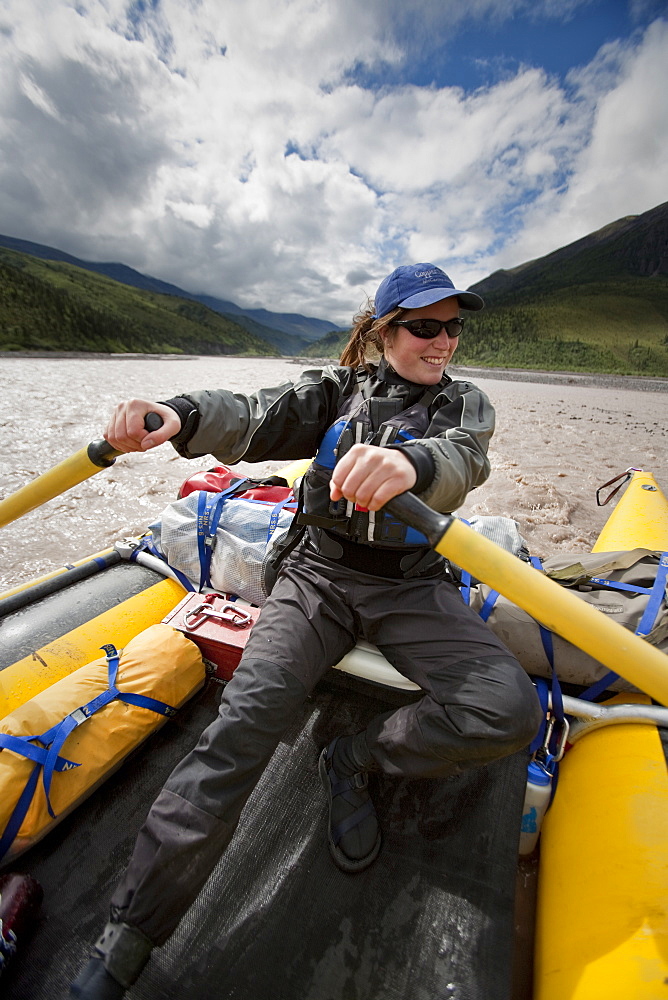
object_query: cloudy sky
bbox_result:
[1,0,666,325]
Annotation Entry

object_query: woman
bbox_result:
[71,263,541,999]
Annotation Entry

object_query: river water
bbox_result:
[1,355,666,591]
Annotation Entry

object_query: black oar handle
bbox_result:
[384,492,453,548]
[144,412,164,433]
[87,412,165,468]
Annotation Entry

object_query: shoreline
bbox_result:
[447,365,668,393]
[2,350,667,392]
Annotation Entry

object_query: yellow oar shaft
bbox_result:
[0,440,119,529]
[437,517,668,706]
[385,492,668,706]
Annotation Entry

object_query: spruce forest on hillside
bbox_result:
[453,282,668,375]
[0,249,277,357]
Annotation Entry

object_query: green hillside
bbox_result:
[300,329,349,359]
[304,203,668,376]
[463,201,668,375]
[0,248,278,356]
[454,279,668,374]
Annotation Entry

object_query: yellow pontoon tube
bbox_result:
[0,576,187,720]
[535,693,668,1000]
[593,469,668,552]
[534,470,668,999]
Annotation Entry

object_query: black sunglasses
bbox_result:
[389,317,465,339]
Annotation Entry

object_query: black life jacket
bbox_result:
[301,369,440,547]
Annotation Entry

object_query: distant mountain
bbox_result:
[458,201,668,375]
[300,328,350,360]
[0,234,341,352]
[304,202,668,377]
[192,295,315,355]
[0,246,279,356]
[470,201,668,299]
[196,294,341,343]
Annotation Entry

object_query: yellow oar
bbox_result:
[386,492,668,707]
[0,415,162,530]
[0,439,120,529]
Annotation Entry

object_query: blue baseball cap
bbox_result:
[373,263,484,318]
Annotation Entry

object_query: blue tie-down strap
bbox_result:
[198,490,225,591]
[266,495,297,544]
[196,487,248,591]
[459,569,472,606]
[526,557,565,727]
[0,644,177,863]
[478,588,500,622]
[579,551,668,702]
[525,559,566,802]
[472,556,564,740]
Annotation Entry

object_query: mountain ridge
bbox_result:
[0,234,341,351]
[470,201,668,298]
[0,247,280,357]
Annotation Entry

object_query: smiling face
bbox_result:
[380,297,461,384]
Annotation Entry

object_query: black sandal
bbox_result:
[319,739,381,873]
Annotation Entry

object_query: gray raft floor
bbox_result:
[4,672,527,1000]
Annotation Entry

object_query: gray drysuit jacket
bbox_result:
[165,358,496,516]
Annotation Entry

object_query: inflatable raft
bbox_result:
[1,453,667,999]
[534,471,668,1000]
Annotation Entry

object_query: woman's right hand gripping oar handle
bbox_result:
[385,491,668,707]
[87,409,168,467]
[101,400,179,457]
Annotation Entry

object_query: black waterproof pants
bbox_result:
[110,544,541,945]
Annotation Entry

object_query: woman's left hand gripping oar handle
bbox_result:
[0,413,168,530]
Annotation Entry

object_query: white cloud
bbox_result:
[18,71,63,119]
[0,0,665,325]
[487,17,668,275]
